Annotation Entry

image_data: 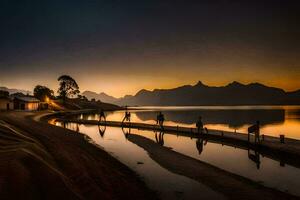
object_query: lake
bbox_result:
[53,106,300,199]
[80,105,300,140]
[55,122,300,198]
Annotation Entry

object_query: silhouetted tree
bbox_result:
[0,90,9,98]
[81,95,88,101]
[57,75,80,101]
[34,85,54,101]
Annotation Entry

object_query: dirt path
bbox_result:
[127,134,299,200]
[0,111,157,200]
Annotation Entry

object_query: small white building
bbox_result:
[0,97,13,110]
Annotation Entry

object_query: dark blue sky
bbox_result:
[0,0,299,96]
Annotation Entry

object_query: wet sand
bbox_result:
[127,134,299,200]
[0,111,157,200]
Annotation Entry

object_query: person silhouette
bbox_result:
[196,116,204,134]
[156,112,165,129]
[122,108,131,125]
[99,109,106,123]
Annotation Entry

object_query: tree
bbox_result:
[34,85,54,101]
[81,95,88,101]
[57,75,80,101]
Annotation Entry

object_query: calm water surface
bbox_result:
[55,112,300,197]
[56,122,224,200]
[80,106,300,139]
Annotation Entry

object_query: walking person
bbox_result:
[98,109,106,123]
[196,116,204,134]
[122,108,131,125]
[156,112,165,129]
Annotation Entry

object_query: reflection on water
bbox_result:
[133,129,300,197]
[78,106,300,139]
[155,131,165,146]
[58,122,224,200]
[56,122,300,197]
[248,149,261,169]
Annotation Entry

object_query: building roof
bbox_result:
[15,96,40,103]
[0,96,11,101]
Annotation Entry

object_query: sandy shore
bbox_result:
[0,111,157,200]
[127,134,299,200]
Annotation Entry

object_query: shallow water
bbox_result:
[56,121,300,197]
[57,122,224,200]
[79,105,300,139]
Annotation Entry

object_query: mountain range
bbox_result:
[81,91,118,103]
[82,81,300,106]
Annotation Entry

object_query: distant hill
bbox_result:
[118,81,300,106]
[81,81,300,106]
[82,91,118,103]
[0,86,31,95]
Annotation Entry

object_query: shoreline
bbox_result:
[2,109,300,199]
[0,111,157,199]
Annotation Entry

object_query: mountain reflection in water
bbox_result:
[78,106,300,139]
[134,109,285,128]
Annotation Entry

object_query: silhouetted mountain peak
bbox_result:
[227,81,245,87]
[248,82,265,87]
[194,81,206,87]
[99,92,112,97]
[82,90,118,103]
[135,89,151,96]
[113,81,300,106]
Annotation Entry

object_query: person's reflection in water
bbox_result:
[196,136,207,155]
[248,149,261,169]
[122,127,131,139]
[98,124,106,138]
[155,131,165,146]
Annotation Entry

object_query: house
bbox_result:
[0,97,13,110]
[13,96,40,111]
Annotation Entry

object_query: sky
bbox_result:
[0,0,299,97]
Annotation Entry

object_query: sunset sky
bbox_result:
[0,0,299,97]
